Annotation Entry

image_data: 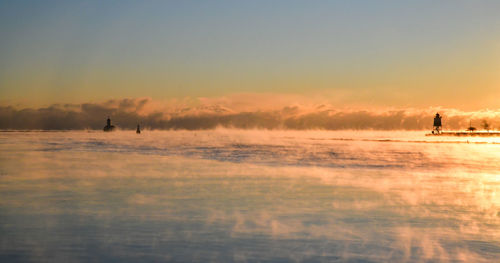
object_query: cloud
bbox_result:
[1,96,500,130]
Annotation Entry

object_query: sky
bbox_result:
[1,0,500,110]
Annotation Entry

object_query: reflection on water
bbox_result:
[0,130,499,262]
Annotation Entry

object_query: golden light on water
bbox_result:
[1,1,500,261]
[0,130,499,261]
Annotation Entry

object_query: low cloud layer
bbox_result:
[1,97,499,130]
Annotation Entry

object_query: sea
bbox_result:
[0,130,499,262]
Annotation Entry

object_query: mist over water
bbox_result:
[3,98,500,130]
[0,130,499,262]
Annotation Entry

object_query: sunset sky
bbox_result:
[1,0,500,110]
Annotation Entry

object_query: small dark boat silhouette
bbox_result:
[136,124,141,134]
[103,117,115,132]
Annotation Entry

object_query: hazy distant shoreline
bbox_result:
[2,98,500,131]
[0,128,435,132]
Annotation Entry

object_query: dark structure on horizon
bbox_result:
[103,117,115,132]
[467,120,476,132]
[136,124,141,134]
[427,113,500,136]
[432,113,442,134]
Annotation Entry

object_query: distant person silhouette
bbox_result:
[136,124,141,134]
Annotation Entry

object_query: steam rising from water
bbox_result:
[2,97,500,130]
[0,130,499,262]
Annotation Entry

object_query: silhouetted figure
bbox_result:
[136,124,141,134]
[433,113,442,134]
[103,117,115,132]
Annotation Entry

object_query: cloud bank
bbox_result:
[1,97,500,130]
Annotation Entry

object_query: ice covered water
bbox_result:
[0,130,499,262]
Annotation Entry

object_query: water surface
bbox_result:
[0,130,499,262]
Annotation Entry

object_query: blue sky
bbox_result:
[1,0,499,109]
